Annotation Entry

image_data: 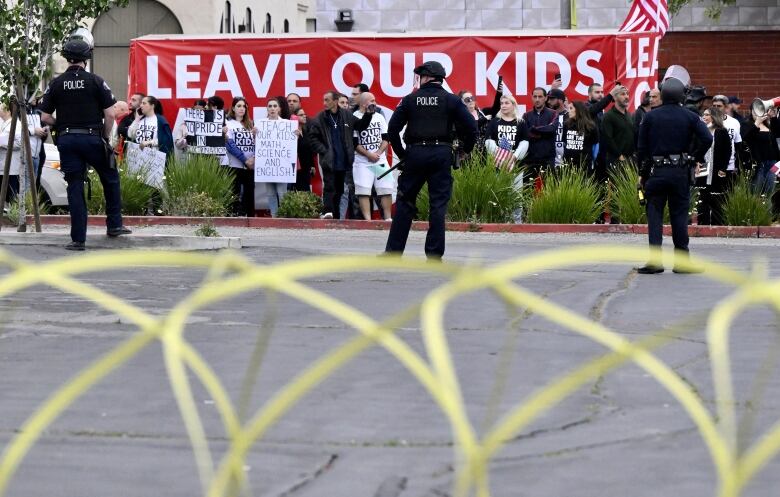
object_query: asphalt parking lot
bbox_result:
[0,228,778,497]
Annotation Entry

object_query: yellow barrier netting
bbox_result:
[0,245,777,497]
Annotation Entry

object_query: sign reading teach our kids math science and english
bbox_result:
[254,119,298,184]
[124,142,166,189]
[128,31,662,128]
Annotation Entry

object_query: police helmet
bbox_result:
[660,77,686,105]
[413,61,446,80]
[61,39,92,62]
[69,27,95,49]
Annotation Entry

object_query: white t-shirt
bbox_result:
[352,110,389,167]
[723,115,742,171]
[134,116,158,145]
[225,119,255,169]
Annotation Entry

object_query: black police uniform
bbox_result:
[637,81,712,271]
[39,61,124,247]
[385,63,477,258]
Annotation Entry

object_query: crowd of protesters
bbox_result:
[5,78,775,224]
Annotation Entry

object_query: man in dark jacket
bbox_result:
[308,91,368,219]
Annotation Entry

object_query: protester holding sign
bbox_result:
[127,96,174,160]
[562,101,599,168]
[225,96,256,216]
[255,98,297,216]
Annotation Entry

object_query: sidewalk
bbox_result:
[22,214,780,238]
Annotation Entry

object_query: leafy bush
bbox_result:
[276,191,323,218]
[722,173,773,226]
[194,220,219,237]
[162,155,235,217]
[608,165,646,224]
[5,190,49,225]
[87,164,156,215]
[526,164,602,223]
[416,154,524,223]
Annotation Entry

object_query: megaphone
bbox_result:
[752,97,780,117]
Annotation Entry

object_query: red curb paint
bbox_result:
[758,226,780,238]
[26,215,767,238]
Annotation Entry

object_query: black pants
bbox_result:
[226,166,255,216]
[386,145,453,258]
[322,168,348,219]
[696,174,728,226]
[645,168,689,251]
[58,134,122,243]
[1,175,19,204]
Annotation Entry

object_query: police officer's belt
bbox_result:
[62,127,102,136]
[408,140,452,146]
[652,154,689,168]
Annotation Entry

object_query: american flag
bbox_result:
[494,136,515,171]
[619,0,670,36]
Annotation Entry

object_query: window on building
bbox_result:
[284,19,289,33]
[224,1,232,33]
[246,8,252,33]
[306,18,316,32]
[265,13,272,33]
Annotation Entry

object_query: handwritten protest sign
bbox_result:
[174,108,226,156]
[125,142,166,189]
[254,119,298,183]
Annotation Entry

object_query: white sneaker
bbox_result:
[320,212,333,219]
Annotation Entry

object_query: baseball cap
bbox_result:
[728,96,743,104]
[548,89,566,100]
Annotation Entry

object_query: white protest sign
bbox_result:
[254,119,298,183]
[174,108,226,155]
[125,142,166,189]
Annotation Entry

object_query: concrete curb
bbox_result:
[23,215,772,238]
[0,231,241,251]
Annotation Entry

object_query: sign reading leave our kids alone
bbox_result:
[254,119,298,183]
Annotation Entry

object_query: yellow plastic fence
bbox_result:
[0,245,777,497]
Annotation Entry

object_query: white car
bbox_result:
[41,142,68,208]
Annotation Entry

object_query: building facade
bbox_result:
[83,0,316,100]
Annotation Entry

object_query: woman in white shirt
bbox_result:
[0,103,23,203]
[127,96,174,159]
[263,98,291,217]
[224,96,256,216]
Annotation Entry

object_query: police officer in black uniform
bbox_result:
[40,37,131,251]
[636,77,712,274]
[384,61,477,259]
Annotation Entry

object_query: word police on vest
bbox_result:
[417,97,439,106]
[64,80,85,90]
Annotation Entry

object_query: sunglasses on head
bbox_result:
[268,103,279,107]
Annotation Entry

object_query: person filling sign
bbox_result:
[254,119,298,183]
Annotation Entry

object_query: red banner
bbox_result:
[128,32,660,126]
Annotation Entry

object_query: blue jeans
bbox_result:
[267,182,287,217]
[752,160,777,197]
[57,134,122,243]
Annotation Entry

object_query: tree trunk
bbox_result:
[15,82,42,233]
[0,101,18,230]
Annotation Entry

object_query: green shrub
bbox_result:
[194,220,219,237]
[722,173,773,226]
[86,164,156,215]
[276,191,323,218]
[527,164,602,223]
[5,190,49,225]
[608,165,646,224]
[162,154,235,217]
[416,154,524,223]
